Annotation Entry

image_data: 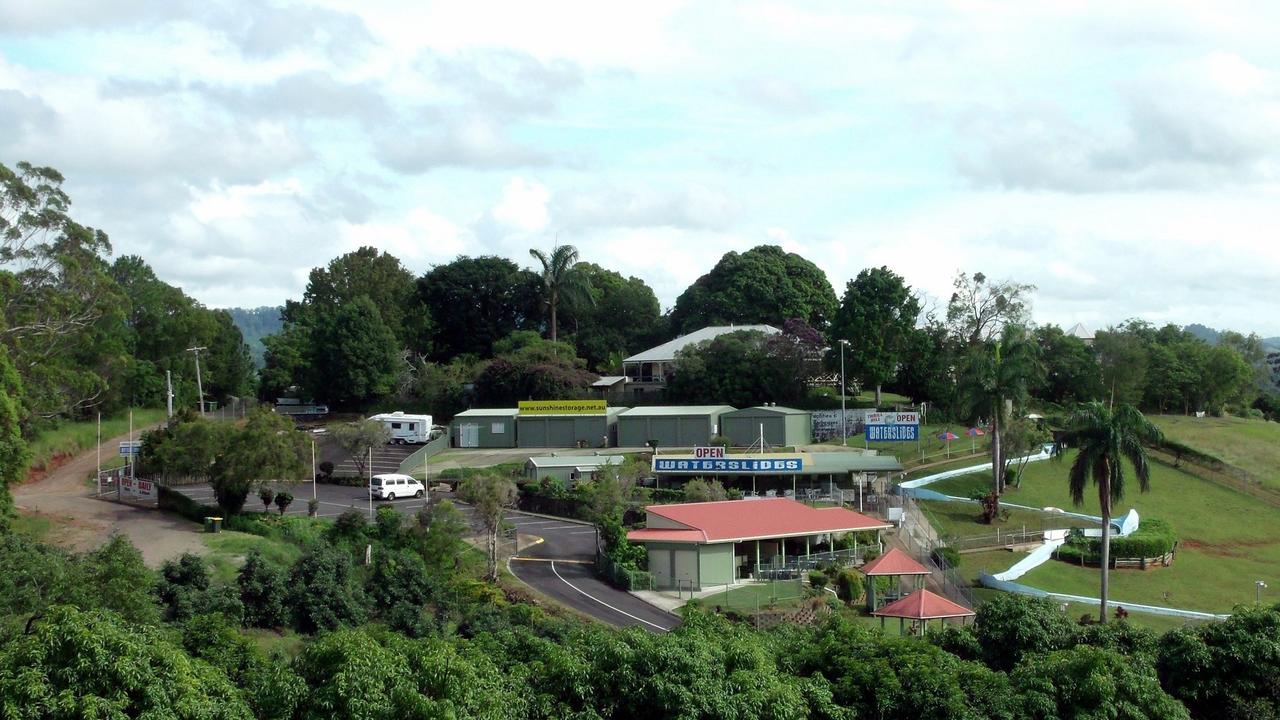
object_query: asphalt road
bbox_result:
[171,482,681,633]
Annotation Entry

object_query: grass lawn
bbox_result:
[203,531,304,585]
[929,452,1280,614]
[29,408,168,472]
[903,455,994,482]
[840,423,992,469]
[242,628,307,658]
[919,500,1096,541]
[1152,414,1280,489]
[712,580,807,612]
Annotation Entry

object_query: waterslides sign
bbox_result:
[653,453,804,474]
[865,412,920,442]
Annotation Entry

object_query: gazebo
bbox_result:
[860,547,930,611]
[872,588,975,634]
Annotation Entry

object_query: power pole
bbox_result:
[187,346,207,417]
[165,370,174,418]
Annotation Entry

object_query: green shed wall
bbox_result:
[698,543,735,587]
[451,416,517,448]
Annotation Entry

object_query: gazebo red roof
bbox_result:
[872,589,975,620]
[860,547,930,576]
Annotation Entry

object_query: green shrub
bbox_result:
[808,571,829,591]
[835,569,862,604]
[932,546,961,569]
[1055,518,1176,564]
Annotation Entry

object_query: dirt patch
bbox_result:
[23,451,74,484]
[1180,537,1279,559]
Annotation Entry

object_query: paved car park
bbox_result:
[170,482,681,633]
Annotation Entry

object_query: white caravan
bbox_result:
[368,411,433,444]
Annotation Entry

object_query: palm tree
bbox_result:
[957,324,1041,517]
[1053,402,1163,623]
[529,243,592,343]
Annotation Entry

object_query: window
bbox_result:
[408,423,415,430]
[391,422,402,429]
[492,422,505,434]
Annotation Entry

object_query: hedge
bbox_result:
[1056,518,1176,564]
[157,485,220,523]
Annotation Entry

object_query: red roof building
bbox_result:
[872,589,975,632]
[860,547,930,576]
[626,498,891,591]
[627,497,890,545]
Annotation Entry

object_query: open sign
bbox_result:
[692,446,726,459]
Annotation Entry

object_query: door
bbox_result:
[460,424,480,448]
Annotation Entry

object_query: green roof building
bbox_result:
[721,405,813,448]
[616,405,735,448]
[451,408,518,448]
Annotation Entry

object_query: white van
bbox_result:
[370,473,425,501]
[368,412,433,444]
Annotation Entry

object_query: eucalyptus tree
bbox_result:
[1053,402,1163,623]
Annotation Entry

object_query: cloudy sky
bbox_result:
[3,1,1280,335]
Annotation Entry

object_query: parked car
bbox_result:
[370,473,425,500]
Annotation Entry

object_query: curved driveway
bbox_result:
[502,512,679,633]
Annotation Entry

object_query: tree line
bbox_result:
[2,508,1280,719]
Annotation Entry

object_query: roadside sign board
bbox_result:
[517,400,606,416]
[118,441,142,457]
[119,476,157,501]
[865,411,920,442]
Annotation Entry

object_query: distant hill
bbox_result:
[1184,323,1280,352]
[226,306,283,367]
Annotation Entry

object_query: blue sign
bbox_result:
[653,458,804,474]
[866,424,919,442]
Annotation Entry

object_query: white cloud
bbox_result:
[4,0,1280,337]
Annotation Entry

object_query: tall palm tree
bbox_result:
[1053,402,1163,623]
[957,324,1041,517]
[529,243,591,343]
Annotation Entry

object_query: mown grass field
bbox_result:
[712,579,807,611]
[928,450,1280,614]
[203,530,305,585]
[840,422,992,469]
[28,408,168,473]
[1152,414,1280,488]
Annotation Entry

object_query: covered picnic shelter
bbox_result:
[627,497,891,591]
[872,588,975,634]
[860,547,931,611]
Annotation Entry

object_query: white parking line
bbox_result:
[549,561,667,632]
[538,524,590,531]
[567,530,598,535]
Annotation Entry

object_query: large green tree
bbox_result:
[1033,324,1103,405]
[0,161,119,419]
[830,266,921,405]
[559,262,662,371]
[210,410,308,514]
[957,324,1042,515]
[0,346,26,529]
[529,243,592,344]
[1053,402,1163,623]
[297,246,420,348]
[0,605,254,720]
[668,245,838,334]
[416,255,541,361]
[307,296,399,406]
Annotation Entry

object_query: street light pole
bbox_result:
[1258,580,1268,604]
[838,339,850,444]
